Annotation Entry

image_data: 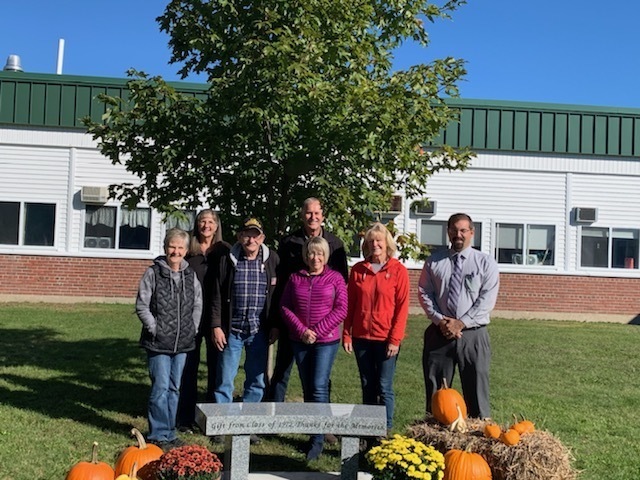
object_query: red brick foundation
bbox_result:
[2,254,640,316]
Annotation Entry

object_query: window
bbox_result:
[0,201,56,246]
[420,220,482,251]
[84,206,151,250]
[581,227,638,269]
[496,223,555,265]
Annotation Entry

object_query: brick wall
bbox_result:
[2,254,639,316]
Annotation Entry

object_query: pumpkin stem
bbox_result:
[91,441,100,464]
[131,427,148,449]
[441,378,449,389]
[449,405,468,433]
[130,461,139,478]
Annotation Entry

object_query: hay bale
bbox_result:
[406,415,578,480]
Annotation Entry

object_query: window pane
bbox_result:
[165,210,196,231]
[120,208,151,250]
[497,223,523,264]
[527,225,555,265]
[24,203,56,246]
[85,205,116,248]
[581,227,608,267]
[0,202,19,245]
[612,229,638,269]
[421,221,448,250]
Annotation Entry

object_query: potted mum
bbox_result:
[154,444,223,480]
[366,434,445,480]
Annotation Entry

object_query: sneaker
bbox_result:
[177,425,195,434]
[324,433,338,445]
[249,434,262,445]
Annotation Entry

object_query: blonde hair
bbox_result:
[362,222,397,259]
[303,236,330,267]
[190,209,223,254]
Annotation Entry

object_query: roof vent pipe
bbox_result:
[3,55,23,72]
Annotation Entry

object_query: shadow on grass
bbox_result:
[0,326,149,432]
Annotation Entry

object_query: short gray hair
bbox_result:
[164,228,190,251]
[303,236,330,266]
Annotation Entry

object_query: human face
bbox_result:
[197,213,217,240]
[301,200,324,237]
[165,238,188,271]
[238,229,265,259]
[368,233,388,263]
[448,219,474,252]
[307,248,326,274]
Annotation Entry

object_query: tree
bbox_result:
[84,0,473,254]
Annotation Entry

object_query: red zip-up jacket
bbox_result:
[343,257,410,346]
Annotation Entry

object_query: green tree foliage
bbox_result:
[84,0,473,254]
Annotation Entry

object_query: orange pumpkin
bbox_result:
[115,461,138,480]
[483,423,501,439]
[500,428,521,446]
[65,442,115,480]
[114,428,163,480]
[431,378,468,426]
[511,414,535,435]
[443,448,492,480]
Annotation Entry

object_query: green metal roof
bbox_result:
[2,71,640,158]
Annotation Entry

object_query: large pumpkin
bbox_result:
[114,428,163,480]
[65,442,115,480]
[444,449,492,480]
[431,378,468,426]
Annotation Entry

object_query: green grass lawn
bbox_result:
[1,303,639,479]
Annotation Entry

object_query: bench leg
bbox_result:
[223,435,251,480]
[340,436,360,480]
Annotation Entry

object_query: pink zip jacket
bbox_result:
[280,266,348,343]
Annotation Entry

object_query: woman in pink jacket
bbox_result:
[280,236,347,461]
[342,222,409,434]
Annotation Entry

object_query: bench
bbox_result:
[195,402,387,480]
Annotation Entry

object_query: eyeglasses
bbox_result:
[448,228,472,235]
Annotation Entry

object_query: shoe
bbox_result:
[324,433,338,445]
[306,442,323,461]
[177,425,195,434]
[250,434,262,445]
[210,435,225,445]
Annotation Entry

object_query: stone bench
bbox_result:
[196,402,387,480]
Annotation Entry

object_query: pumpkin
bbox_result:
[115,462,138,480]
[443,448,492,480]
[500,428,520,446]
[114,428,163,480]
[431,378,468,428]
[483,423,501,439]
[511,414,535,435]
[65,441,115,480]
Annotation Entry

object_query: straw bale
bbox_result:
[406,415,578,480]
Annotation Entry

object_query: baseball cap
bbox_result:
[239,217,264,235]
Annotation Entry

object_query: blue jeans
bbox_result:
[214,329,269,403]
[353,338,398,430]
[147,351,187,442]
[292,340,339,446]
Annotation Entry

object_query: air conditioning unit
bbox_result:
[412,200,437,216]
[81,186,109,204]
[574,207,598,223]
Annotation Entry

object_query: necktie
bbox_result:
[447,254,463,316]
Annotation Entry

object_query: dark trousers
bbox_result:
[265,331,295,402]
[177,331,218,427]
[422,323,491,419]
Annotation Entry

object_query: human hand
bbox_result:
[301,329,317,344]
[386,343,399,358]
[213,327,227,351]
[269,327,280,344]
[343,341,353,354]
[439,317,463,340]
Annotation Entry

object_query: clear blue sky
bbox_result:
[2,1,639,108]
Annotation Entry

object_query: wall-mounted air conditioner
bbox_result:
[412,199,437,216]
[384,195,403,214]
[574,207,598,223]
[81,186,109,204]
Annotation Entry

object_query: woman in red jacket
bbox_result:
[281,236,347,461]
[342,222,409,434]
